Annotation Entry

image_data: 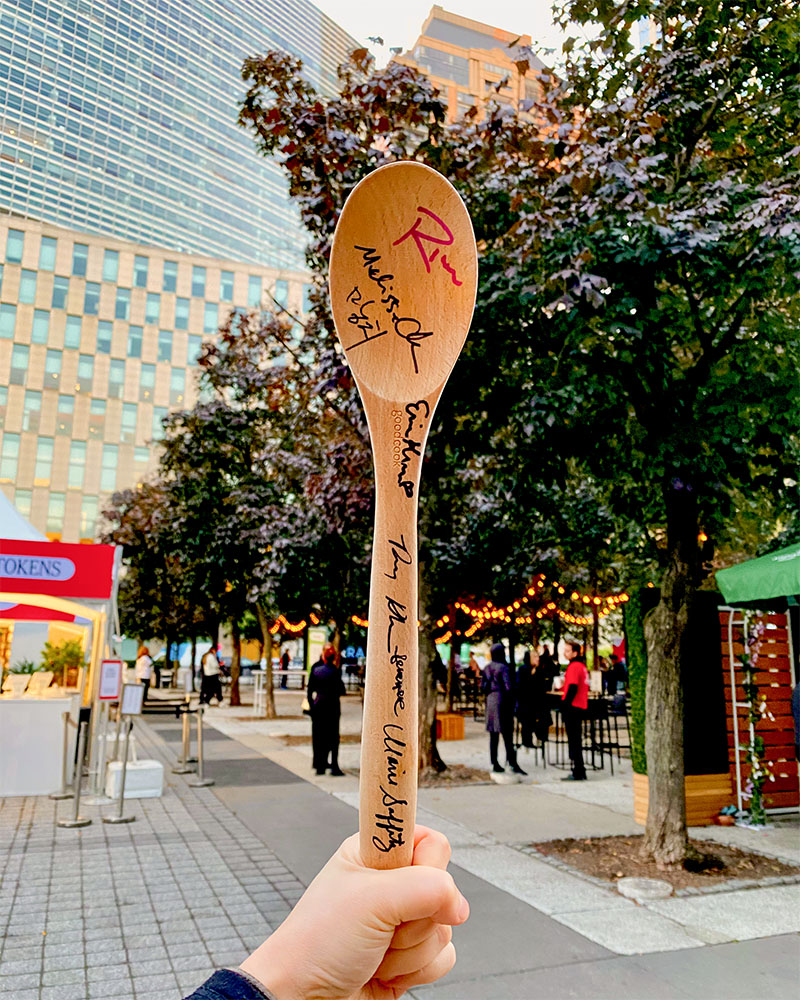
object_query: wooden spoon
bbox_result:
[329,161,478,868]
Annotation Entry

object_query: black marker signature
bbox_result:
[384,534,412,580]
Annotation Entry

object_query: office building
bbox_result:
[0,0,357,541]
[395,5,545,121]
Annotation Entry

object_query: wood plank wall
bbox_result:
[719,611,799,810]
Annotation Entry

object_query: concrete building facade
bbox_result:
[395,5,545,121]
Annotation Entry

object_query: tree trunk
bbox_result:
[418,549,445,773]
[592,604,600,671]
[446,603,456,712]
[230,616,242,707]
[255,605,277,718]
[641,479,698,866]
[553,616,562,661]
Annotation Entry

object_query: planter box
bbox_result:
[633,771,733,827]
[436,713,465,741]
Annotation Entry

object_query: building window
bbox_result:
[302,283,313,313]
[115,288,130,320]
[89,399,106,438]
[145,293,160,325]
[152,406,168,441]
[19,269,37,304]
[203,302,218,334]
[72,243,88,277]
[10,344,29,385]
[6,229,24,263]
[108,359,125,399]
[0,304,16,339]
[57,395,74,435]
[77,354,94,393]
[0,263,3,296]
[157,329,172,362]
[248,275,261,307]
[140,363,155,401]
[47,492,65,536]
[80,495,98,539]
[39,237,57,271]
[127,325,143,358]
[15,488,32,518]
[175,297,189,330]
[52,276,69,309]
[0,433,20,481]
[101,444,118,492]
[35,436,54,483]
[191,266,206,297]
[170,368,185,405]
[134,255,148,288]
[0,385,5,428]
[23,390,42,431]
[84,282,100,315]
[32,309,49,344]
[274,279,288,308]
[121,403,137,443]
[96,320,112,354]
[134,446,149,465]
[163,260,177,292]
[220,270,234,301]
[187,334,203,365]
[64,315,81,349]
[45,349,61,388]
[68,441,87,488]
[103,249,119,283]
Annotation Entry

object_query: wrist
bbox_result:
[240,931,300,1000]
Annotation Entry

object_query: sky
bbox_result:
[316,1,568,66]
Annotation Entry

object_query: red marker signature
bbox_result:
[392,207,462,287]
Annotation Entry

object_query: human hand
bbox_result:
[240,825,468,1000]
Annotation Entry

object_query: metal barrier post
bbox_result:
[112,705,124,761]
[50,712,75,800]
[172,702,195,774]
[103,719,135,824]
[189,706,215,788]
[57,721,92,828]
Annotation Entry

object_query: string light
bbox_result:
[351,614,369,628]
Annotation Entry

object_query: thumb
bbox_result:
[372,865,469,928]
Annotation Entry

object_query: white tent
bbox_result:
[0,489,47,541]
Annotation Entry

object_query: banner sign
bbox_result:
[0,540,116,600]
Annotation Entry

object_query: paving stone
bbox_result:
[42,966,86,987]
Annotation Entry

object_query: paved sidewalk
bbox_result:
[1,702,798,999]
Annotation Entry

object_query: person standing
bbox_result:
[135,645,153,703]
[539,644,558,690]
[517,649,552,749]
[561,639,589,781]
[308,645,346,776]
[280,647,290,689]
[482,642,526,775]
[200,645,223,705]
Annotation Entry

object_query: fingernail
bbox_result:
[457,894,470,922]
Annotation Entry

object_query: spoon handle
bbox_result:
[359,389,438,868]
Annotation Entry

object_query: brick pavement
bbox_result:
[0,720,304,1000]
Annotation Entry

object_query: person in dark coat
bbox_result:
[307,645,346,776]
[539,644,558,690]
[517,649,552,748]
[482,642,526,775]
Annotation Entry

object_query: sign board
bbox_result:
[307,627,327,669]
[0,540,116,600]
[98,660,123,701]
[120,683,145,716]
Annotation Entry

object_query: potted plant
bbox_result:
[40,639,85,688]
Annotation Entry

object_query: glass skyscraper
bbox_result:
[0,0,357,269]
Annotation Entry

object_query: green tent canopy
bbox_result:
[716,542,800,604]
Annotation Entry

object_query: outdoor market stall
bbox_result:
[0,499,120,796]
[716,543,800,816]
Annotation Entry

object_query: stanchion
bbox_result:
[84,702,112,805]
[50,712,75,800]
[57,721,92,828]
[188,706,215,788]
[103,719,136,824]
[112,704,123,762]
[171,701,195,774]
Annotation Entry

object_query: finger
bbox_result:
[379,941,457,992]
[379,866,469,928]
[390,917,437,950]
[411,827,451,870]
[375,925,451,982]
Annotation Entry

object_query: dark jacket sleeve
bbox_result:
[184,969,273,999]
[563,683,578,707]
